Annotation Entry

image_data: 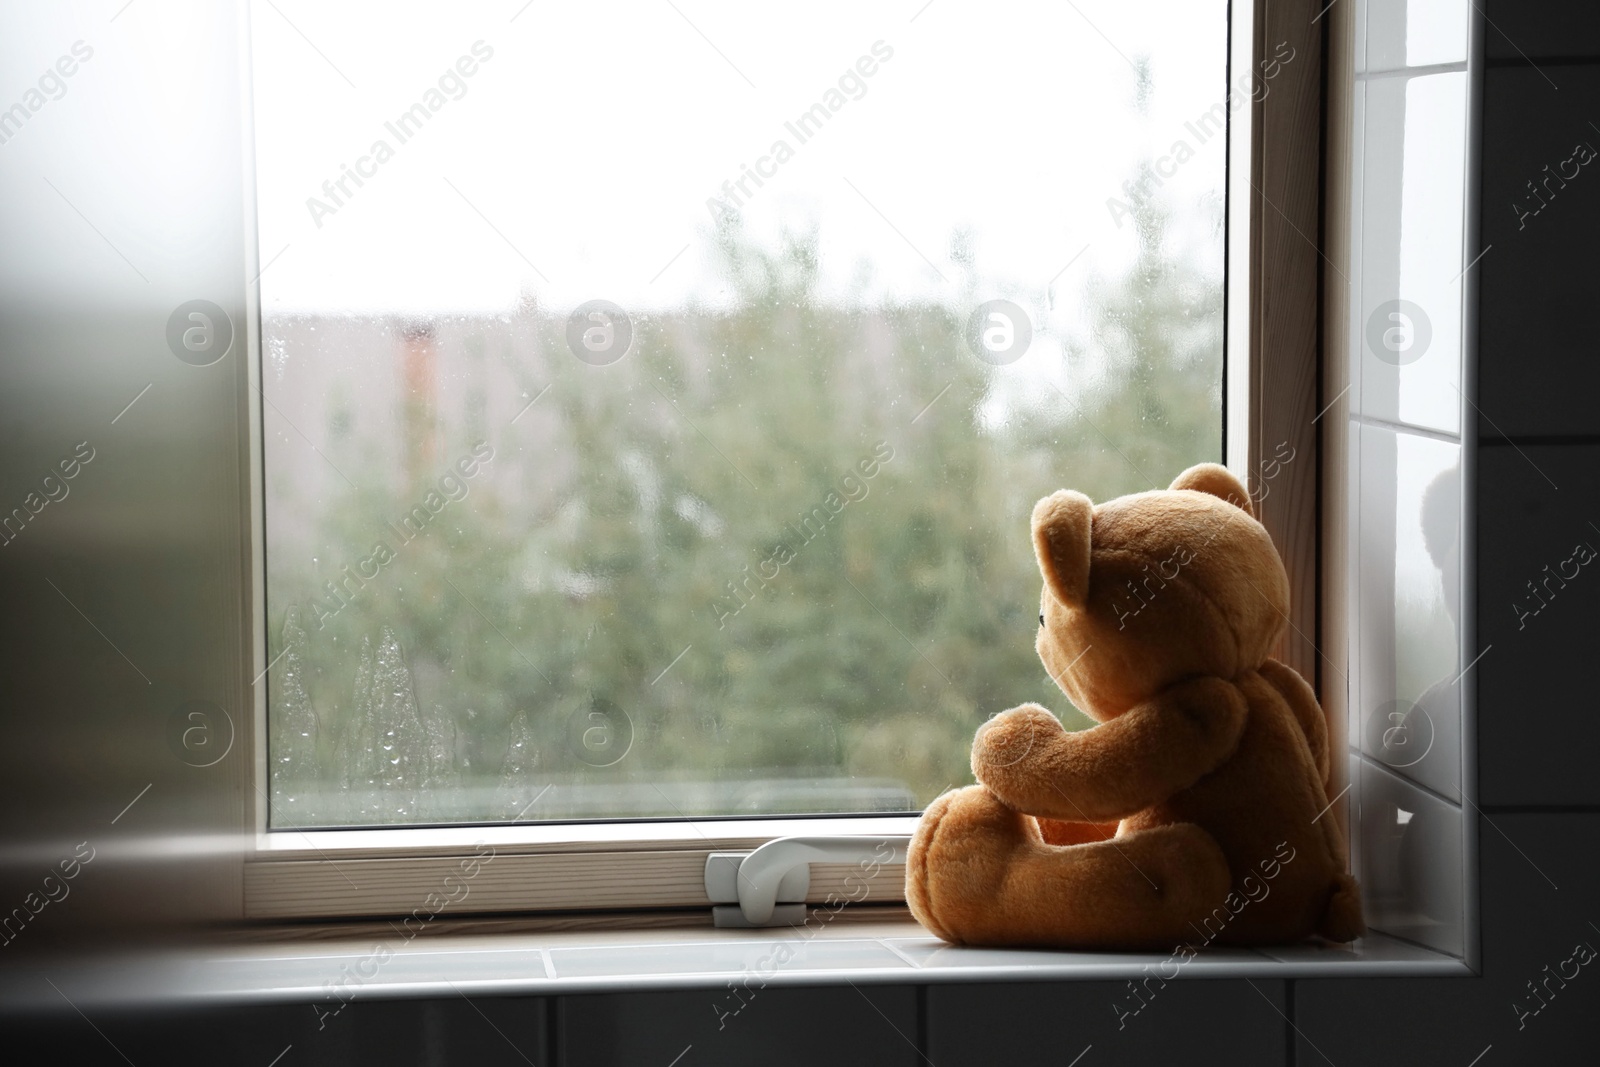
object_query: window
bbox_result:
[250,1,1233,829]
[0,0,1479,974]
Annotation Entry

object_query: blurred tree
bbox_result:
[264,141,1222,827]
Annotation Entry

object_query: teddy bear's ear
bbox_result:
[1032,490,1094,607]
[1170,462,1255,519]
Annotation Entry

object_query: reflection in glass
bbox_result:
[1357,71,1466,435]
[1359,427,1460,800]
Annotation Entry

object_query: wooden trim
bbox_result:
[1319,0,1357,848]
[1235,0,1350,843]
[1243,0,1326,688]
[248,817,916,921]
[246,849,908,921]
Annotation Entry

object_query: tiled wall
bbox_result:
[6,980,1294,1065]
[1297,1,1600,1063]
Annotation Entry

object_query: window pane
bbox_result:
[254,0,1230,827]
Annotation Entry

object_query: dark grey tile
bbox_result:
[293,996,551,1066]
[559,985,921,1067]
[1476,445,1600,805]
[1478,67,1600,436]
[926,979,1286,1066]
[1,996,553,1067]
[1485,0,1600,61]
[1297,813,1600,1065]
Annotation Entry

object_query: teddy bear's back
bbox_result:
[1121,664,1352,945]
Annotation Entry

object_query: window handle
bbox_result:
[704,835,911,928]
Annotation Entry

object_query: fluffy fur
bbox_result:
[906,463,1364,949]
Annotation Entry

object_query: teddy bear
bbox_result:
[906,463,1364,949]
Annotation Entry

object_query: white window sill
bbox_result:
[10,921,1470,1012]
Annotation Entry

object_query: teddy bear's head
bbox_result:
[1031,462,1288,721]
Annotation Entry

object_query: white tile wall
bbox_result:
[1344,0,1473,961]
[1355,71,1468,435]
[1363,0,1472,73]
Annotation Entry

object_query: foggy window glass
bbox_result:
[254,1,1235,827]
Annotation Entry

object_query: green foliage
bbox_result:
[265,174,1222,827]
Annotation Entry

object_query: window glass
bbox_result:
[254,0,1230,826]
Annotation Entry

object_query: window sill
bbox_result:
[7,919,1470,1014]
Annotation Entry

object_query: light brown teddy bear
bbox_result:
[906,463,1364,949]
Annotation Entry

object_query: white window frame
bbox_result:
[237,0,1294,921]
[232,0,1479,977]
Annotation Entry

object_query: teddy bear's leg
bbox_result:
[908,785,1232,949]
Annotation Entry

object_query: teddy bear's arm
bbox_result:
[1257,659,1330,786]
[971,678,1248,823]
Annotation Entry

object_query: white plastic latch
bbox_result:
[702,835,912,928]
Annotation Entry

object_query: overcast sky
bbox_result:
[250,0,1230,318]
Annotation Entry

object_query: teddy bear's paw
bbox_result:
[906,788,962,941]
[907,785,1033,944]
[972,703,1064,780]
